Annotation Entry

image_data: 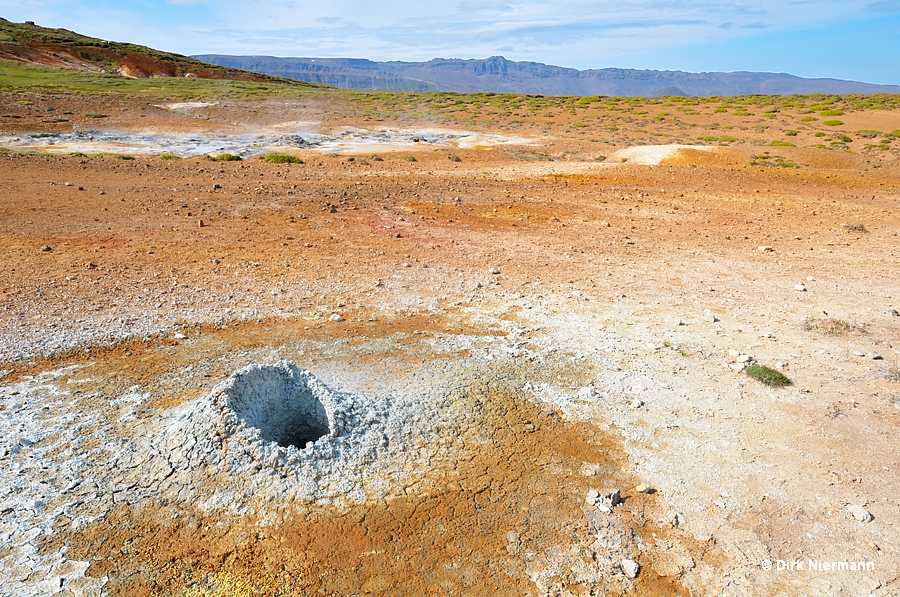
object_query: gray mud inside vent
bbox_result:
[217,361,335,450]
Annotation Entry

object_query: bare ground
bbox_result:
[1,91,899,596]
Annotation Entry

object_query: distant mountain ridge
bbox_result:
[194,54,900,97]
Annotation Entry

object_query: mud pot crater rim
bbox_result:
[216,361,343,452]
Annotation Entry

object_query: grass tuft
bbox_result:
[801,316,867,335]
[823,120,844,127]
[841,222,867,233]
[159,153,180,160]
[745,364,792,387]
[262,153,303,164]
[211,153,242,161]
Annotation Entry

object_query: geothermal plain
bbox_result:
[1,89,900,596]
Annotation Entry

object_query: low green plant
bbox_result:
[823,120,843,127]
[771,140,795,147]
[370,154,383,161]
[745,364,792,387]
[263,153,303,164]
[814,132,826,137]
[403,155,417,162]
[211,153,242,161]
[785,130,798,136]
[94,152,134,159]
[857,130,881,138]
[159,153,180,160]
[819,109,843,116]
[595,155,606,162]
[887,368,900,382]
[67,151,88,157]
[801,116,817,122]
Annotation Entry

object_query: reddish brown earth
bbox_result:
[2,90,900,596]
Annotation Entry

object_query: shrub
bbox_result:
[403,155,417,162]
[801,116,817,122]
[263,153,303,164]
[823,120,843,126]
[370,154,384,161]
[67,152,88,157]
[814,132,826,137]
[785,130,798,136]
[211,153,242,161]
[857,130,881,138]
[819,109,843,116]
[745,364,792,387]
[771,140,795,147]
[159,153,180,160]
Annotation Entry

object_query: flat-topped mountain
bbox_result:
[194,54,900,97]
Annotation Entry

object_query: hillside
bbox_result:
[195,54,900,97]
[0,17,297,84]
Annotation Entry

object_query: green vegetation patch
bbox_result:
[262,153,303,164]
[823,120,844,126]
[94,152,134,159]
[745,364,792,387]
[771,140,795,147]
[159,153,180,160]
[211,153,242,161]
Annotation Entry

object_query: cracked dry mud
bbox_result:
[1,92,900,596]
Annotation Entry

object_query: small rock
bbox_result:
[489,267,501,275]
[806,276,815,281]
[596,503,612,514]
[448,154,461,162]
[758,245,774,252]
[586,489,600,505]
[702,310,718,323]
[794,284,807,292]
[212,259,220,264]
[173,332,187,340]
[401,262,412,268]
[628,399,643,409]
[853,350,866,357]
[848,504,874,522]
[635,483,652,494]
[328,313,344,322]
[672,513,682,527]
[868,352,883,360]
[622,559,640,579]
[729,363,747,372]
[884,309,899,317]
[607,489,622,507]
[40,245,52,252]
[737,354,752,363]
[198,219,204,227]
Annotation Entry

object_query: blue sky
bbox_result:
[2,0,898,84]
